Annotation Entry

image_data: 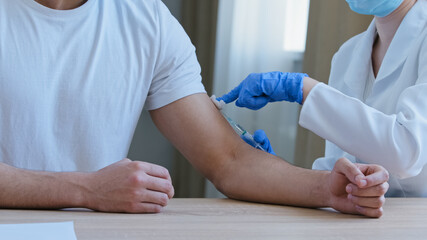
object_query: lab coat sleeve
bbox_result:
[299,82,427,179]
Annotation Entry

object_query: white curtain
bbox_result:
[205,0,309,197]
[206,0,309,197]
[213,0,310,163]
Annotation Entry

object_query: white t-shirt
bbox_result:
[0,0,206,172]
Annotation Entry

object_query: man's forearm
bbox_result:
[0,159,175,213]
[150,93,331,208]
[0,163,88,209]
[213,147,331,208]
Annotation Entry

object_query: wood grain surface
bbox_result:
[0,198,422,240]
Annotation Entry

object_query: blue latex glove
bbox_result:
[218,72,308,110]
[242,129,276,155]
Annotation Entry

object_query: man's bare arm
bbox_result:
[0,92,386,215]
[150,93,389,217]
[0,159,174,213]
[0,163,87,209]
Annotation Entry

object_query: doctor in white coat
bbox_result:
[218,0,427,197]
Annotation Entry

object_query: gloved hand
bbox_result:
[217,72,308,110]
[242,129,276,155]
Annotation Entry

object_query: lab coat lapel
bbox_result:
[376,0,427,82]
[342,20,377,100]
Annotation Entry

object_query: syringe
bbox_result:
[210,95,266,152]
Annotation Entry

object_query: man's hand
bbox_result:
[84,159,174,213]
[328,158,389,218]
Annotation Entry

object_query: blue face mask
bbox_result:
[345,0,404,17]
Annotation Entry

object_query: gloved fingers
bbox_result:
[268,148,276,156]
[236,95,269,110]
[253,129,276,155]
[253,129,268,144]
[217,82,243,104]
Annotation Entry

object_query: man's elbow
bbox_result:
[207,159,239,199]
[211,175,235,199]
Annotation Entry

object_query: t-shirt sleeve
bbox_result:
[144,0,206,110]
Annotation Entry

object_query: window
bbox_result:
[283,0,310,52]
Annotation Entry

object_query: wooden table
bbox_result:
[0,198,423,239]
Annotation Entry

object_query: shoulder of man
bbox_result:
[105,0,163,19]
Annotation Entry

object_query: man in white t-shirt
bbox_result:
[0,0,389,217]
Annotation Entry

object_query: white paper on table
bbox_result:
[0,221,77,240]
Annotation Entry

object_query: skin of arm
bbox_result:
[0,93,387,216]
[0,163,88,209]
[0,159,175,213]
[150,93,389,217]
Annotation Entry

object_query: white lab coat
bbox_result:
[299,0,427,197]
